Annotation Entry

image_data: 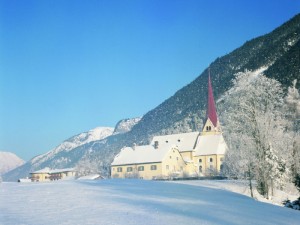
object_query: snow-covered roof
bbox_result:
[112,132,227,166]
[150,132,199,152]
[194,134,227,156]
[111,144,176,166]
[77,174,102,180]
[30,167,75,174]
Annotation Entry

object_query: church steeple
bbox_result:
[207,72,218,127]
[202,70,221,134]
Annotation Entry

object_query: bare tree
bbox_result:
[285,80,300,192]
[221,70,292,199]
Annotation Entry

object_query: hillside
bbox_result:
[1,180,300,224]
[4,13,300,181]
[0,152,24,175]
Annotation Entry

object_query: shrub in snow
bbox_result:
[293,174,300,192]
[283,198,300,211]
[124,172,139,179]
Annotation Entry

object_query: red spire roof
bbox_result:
[207,71,218,127]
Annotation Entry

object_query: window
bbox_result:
[176,157,178,161]
[117,167,122,172]
[166,165,169,170]
[220,164,224,171]
[178,139,181,142]
[199,166,202,172]
[138,166,144,171]
[220,157,224,162]
[151,165,157,170]
[199,159,202,163]
[166,140,169,143]
[127,167,133,172]
[170,156,172,159]
[209,158,213,162]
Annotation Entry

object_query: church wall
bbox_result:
[202,119,221,136]
[161,148,187,178]
[111,148,190,180]
[216,154,224,171]
[193,154,224,175]
[111,163,163,179]
[111,152,225,179]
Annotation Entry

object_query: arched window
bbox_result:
[206,126,212,131]
[199,166,202,172]
[210,158,213,162]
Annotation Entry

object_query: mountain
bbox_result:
[0,152,25,175]
[30,127,114,168]
[113,117,141,134]
[4,13,300,181]
[3,127,114,181]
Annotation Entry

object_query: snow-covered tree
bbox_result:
[286,80,300,119]
[285,80,300,192]
[265,144,288,195]
[75,157,103,178]
[221,70,292,199]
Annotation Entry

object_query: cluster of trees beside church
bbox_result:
[220,70,300,205]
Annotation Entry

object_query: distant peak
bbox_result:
[113,117,141,134]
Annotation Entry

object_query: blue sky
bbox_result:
[0,0,299,161]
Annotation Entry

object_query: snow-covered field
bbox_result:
[1,179,299,225]
[174,180,299,206]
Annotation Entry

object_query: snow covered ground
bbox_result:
[174,180,299,206]
[1,179,299,225]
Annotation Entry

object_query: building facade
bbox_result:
[30,167,76,182]
[111,74,227,179]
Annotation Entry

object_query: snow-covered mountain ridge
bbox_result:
[30,127,114,167]
[113,117,141,134]
[0,152,24,174]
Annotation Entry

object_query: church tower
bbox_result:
[202,71,221,135]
